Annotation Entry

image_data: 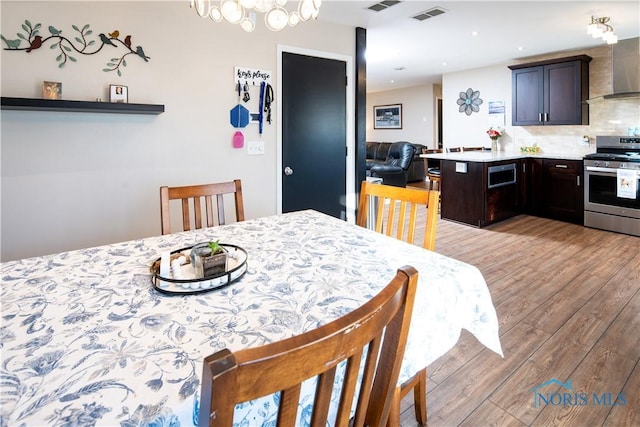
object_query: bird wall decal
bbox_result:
[1,35,21,49]
[1,19,150,76]
[99,33,117,47]
[135,46,149,62]
[48,25,62,36]
[26,35,42,52]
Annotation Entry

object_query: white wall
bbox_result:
[0,1,354,261]
[443,63,512,151]
[366,84,436,148]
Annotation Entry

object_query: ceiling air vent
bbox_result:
[368,0,402,12]
[412,7,447,21]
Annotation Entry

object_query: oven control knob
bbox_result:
[594,161,599,167]
[604,161,610,167]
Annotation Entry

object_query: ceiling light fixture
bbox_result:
[587,16,618,44]
[190,0,321,32]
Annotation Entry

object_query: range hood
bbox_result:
[591,37,640,102]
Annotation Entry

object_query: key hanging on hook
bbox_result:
[264,83,273,124]
[242,81,250,103]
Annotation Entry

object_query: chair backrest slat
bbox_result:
[160,179,244,235]
[311,370,335,426]
[352,332,382,425]
[336,353,363,423]
[194,196,203,229]
[356,181,439,251]
[215,193,226,225]
[204,195,214,228]
[199,266,419,427]
[278,386,300,425]
[181,198,191,231]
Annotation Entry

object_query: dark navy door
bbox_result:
[282,52,347,219]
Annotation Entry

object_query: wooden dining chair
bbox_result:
[356,180,439,426]
[356,180,439,251]
[445,147,462,153]
[198,266,419,427]
[160,179,244,235]
[462,146,486,151]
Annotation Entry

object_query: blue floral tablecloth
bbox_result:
[1,210,502,426]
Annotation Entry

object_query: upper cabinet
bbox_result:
[508,55,592,126]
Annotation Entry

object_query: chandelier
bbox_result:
[587,16,618,44]
[190,0,322,32]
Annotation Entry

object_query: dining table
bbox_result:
[0,209,503,426]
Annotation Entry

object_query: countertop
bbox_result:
[419,151,589,162]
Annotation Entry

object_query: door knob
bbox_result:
[284,166,294,176]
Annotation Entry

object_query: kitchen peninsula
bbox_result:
[421,151,586,227]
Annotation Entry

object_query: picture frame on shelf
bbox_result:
[42,81,62,100]
[373,104,402,129]
[109,85,128,103]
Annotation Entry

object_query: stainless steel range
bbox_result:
[584,136,640,237]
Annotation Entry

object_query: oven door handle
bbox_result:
[585,166,617,173]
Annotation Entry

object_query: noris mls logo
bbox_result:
[533,378,627,408]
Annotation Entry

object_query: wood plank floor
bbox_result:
[396,203,640,426]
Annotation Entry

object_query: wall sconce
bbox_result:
[587,16,618,44]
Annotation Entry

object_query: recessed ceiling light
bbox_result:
[442,62,447,66]
[517,46,525,51]
[390,79,395,84]
[471,31,478,36]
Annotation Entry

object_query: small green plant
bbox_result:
[207,240,224,254]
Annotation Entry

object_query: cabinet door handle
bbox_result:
[544,113,549,122]
[538,113,543,122]
[577,176,581,186]
[555,164,568,168]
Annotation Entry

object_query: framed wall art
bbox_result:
[373,104,402,129]
[42,81,62,100]
[109,84,128,103]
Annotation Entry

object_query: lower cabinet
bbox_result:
[543,159,584,224]
[441,159,519,227]
[440,157,584,228]
[521,158,584,224]
[441,160,485,226]
[520,158,543,214]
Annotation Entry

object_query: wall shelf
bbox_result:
[1,97,164,115]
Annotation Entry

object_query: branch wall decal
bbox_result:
[2,20,150,76]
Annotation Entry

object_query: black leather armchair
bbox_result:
[369,141,417,187]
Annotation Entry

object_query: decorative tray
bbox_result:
[150,243,247,295]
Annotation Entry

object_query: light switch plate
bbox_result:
[247,140,265,155]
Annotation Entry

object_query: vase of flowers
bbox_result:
[487,127,504,151]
